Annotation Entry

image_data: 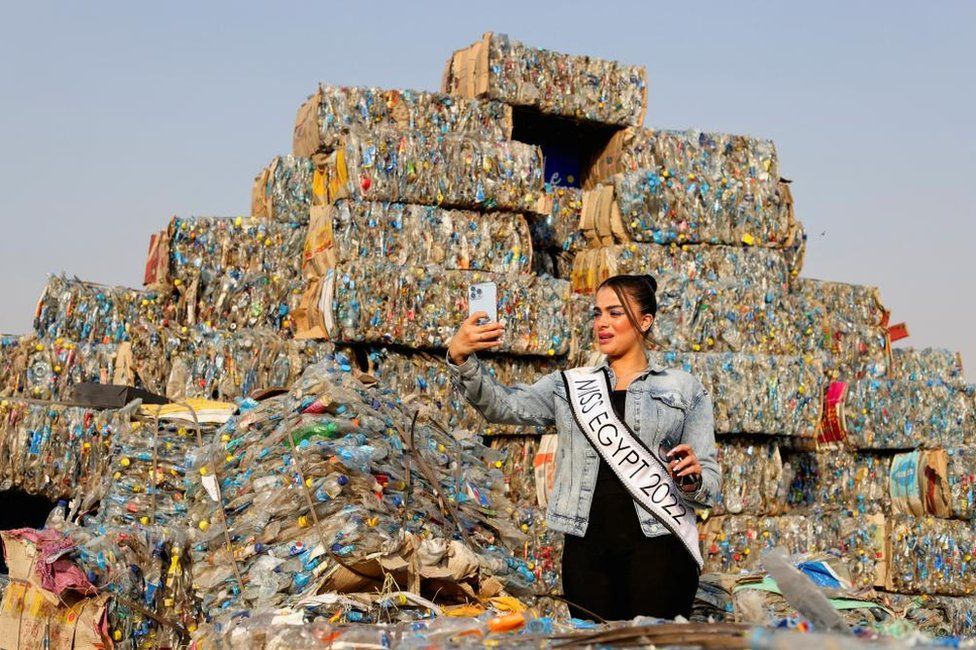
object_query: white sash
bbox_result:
[561,367,703,568]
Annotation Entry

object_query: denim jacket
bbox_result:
[448,353,721,538]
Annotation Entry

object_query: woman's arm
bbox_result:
[447,353,558,427]
[673,388,722,509]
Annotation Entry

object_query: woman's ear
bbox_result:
[642,315,654,333]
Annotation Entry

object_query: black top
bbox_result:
[589,389,642,541]
[594,390,631,496]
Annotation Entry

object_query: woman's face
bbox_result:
[593,286,653,357]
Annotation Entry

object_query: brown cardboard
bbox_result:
[442,34,491,98]
[250,159,274,218]
[143,229,170,288]
[580,184,620,246]
[293,86,324,158]
[866,513,889,589]
[293,276,328,340]
[302,205,336,280]
[584,127,632,190]
[0,532,37,584]
[921,449,952,518]
[111,341,134,386]
[0,581,109,650]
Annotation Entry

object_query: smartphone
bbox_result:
[468,282,498,326]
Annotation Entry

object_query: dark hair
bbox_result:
[596,274,658,343]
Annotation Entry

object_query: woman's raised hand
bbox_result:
[447,312,505,364]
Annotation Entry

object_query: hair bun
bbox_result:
[643,274,658,293]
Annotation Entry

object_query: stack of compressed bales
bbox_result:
[6,29,976,639]
[282,51,640,438]
[568,127,803,357]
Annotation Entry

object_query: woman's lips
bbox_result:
[597,333,613,343]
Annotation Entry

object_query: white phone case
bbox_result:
[468,282,498,325]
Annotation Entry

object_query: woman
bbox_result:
[447,274,720,621]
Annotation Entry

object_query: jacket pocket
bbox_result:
[646,390,687,442]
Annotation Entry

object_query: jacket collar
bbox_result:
[592,352,667,378]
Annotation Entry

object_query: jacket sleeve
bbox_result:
[679,387,722,509]
[447,353,558,427]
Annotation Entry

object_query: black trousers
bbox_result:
[563,528,699,621]
[562,473,700,621]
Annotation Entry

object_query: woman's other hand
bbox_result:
[447,312,505,364]
[667,443,703,492]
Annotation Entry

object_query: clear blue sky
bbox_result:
[1,1,973,381]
